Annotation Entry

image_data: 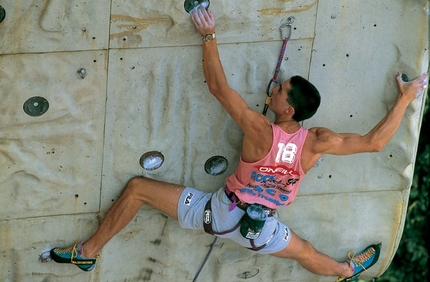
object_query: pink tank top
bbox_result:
[225,124,308,209]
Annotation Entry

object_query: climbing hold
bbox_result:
[184,0,210,14]
[39,251,52,263]
[237,268,259,279]
[139,151,164,170]
[0,5,5,23]
[78,68,87,79]
[23,96,49,117]
[204,155,228,175]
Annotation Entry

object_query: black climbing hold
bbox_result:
[237,268,259,279]
[0,6,5,23]
[184,0,210,14]
[401,73,409,82]
[204,155,228,175]
[139,151,164,170]
[23,96,49,117]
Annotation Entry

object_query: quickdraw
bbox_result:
[262,17,295,116]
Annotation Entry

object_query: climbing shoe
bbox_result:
[50,241,100,272]
[337,243,381,282]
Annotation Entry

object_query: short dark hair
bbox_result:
[287,76,321,122]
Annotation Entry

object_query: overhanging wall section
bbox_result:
[0,0,428,281]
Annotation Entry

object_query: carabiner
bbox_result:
[263,79,279,115]
[279,16,295,40]
[266,79,279,96]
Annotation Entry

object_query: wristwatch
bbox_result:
[202,33,216,42]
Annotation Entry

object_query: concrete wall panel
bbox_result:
[0,0,110,54]
[0,0,428,281]
[110,0,317,48]
[0,214,99,282]
[0,51,107,219]
[301,0,428,196]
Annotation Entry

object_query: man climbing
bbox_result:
[49,6,428,282]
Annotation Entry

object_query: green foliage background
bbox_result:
[361,92,429,282]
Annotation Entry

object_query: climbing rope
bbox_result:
[192,237,218,282]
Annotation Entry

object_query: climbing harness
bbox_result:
[203,197,243,236]
[197,191,277,282]
[262,17,295,116]
[202,188,276,250]
[193,192,276,282]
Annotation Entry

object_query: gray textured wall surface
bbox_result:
[0,0,428,281]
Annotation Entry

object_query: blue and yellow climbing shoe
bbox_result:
[50,241,100,272]
[337,243,381,282]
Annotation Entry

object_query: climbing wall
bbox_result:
[0,0,428,281]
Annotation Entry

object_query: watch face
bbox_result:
[205,34,213,41]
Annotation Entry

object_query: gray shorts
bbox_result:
[177,186,291,254]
